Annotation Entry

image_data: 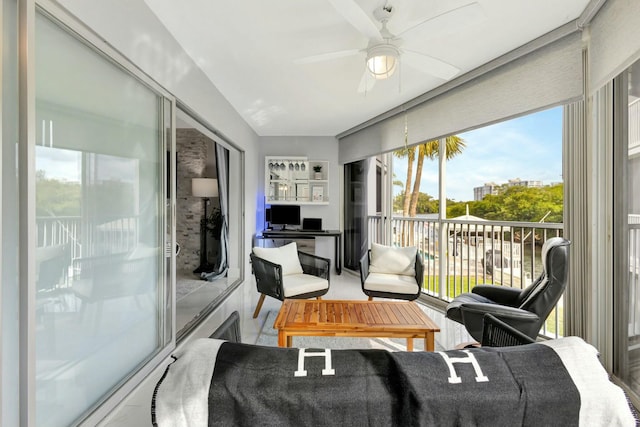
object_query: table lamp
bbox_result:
[192,178,218,273]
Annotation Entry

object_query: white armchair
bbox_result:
[250,242,330,318]
[359,243,423,301]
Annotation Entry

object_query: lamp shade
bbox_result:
[192,178,218,198]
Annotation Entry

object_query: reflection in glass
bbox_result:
[618,58,640,400]
[35,13,164,427]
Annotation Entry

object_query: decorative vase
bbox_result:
[314,172,322,179]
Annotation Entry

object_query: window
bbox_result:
[369,107,565,336]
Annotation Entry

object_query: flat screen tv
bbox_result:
[269,205,300,229]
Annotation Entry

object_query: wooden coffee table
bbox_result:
[274,299,440,351]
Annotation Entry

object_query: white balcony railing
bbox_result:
[37,215,139,260]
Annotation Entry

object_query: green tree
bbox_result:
[36,171,81,217]
[447,200,475,217]
[395,136,466,218]
[393,146,415,216]
[415,192,438,214]
[393,191,405,213]
[497,184,563,222]
[446,184,564,223]
[409,136,466,217]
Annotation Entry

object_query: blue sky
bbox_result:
[392,106,564,201]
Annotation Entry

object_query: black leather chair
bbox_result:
[446,237,570,342]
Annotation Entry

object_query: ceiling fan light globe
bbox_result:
[367,55,397,79]
[366,44,399,80]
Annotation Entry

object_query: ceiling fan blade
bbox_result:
[402,50,460,80]
[397,2,484,39]
[294,49,362,65]
[357,68,376,94]
[327,0,382,41]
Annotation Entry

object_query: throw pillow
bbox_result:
[252,242,303,276]
[369,243,417,276]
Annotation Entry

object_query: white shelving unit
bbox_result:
[265,156,329,204]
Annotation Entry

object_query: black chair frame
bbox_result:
[481,313,536,347]
[250,250,330,318]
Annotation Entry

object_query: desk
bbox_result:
[261,229,342,275]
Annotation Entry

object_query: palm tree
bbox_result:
[409,136,466,217]
[394,137,464,245]
[393,146,416,216]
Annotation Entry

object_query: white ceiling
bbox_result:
[144,0,591,137]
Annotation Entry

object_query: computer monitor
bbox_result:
[269,205,300,229]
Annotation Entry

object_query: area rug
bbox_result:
[255,310,443,351]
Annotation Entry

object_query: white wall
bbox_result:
[258,136,341,263]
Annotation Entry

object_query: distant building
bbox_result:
[473,182,499,201]
[506,178,543,188]
[473,178,544,201]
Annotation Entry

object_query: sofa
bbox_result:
[152,335,637,426]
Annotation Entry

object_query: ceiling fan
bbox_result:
[295,1,484,93]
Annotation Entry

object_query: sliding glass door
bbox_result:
[614,57,640,404]
[34,11,172,426]
[174,107,244,338]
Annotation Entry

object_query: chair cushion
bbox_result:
[252,242,303,276]
[369,243,417,276]
[282,273,329,298]
[364,272,419,295]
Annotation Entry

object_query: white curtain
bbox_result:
[563,96,590,340]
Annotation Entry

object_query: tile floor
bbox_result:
[176,269,229,331]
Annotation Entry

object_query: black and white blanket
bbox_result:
[152,337,636,426]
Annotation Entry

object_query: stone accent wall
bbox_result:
[176,129,218,272]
